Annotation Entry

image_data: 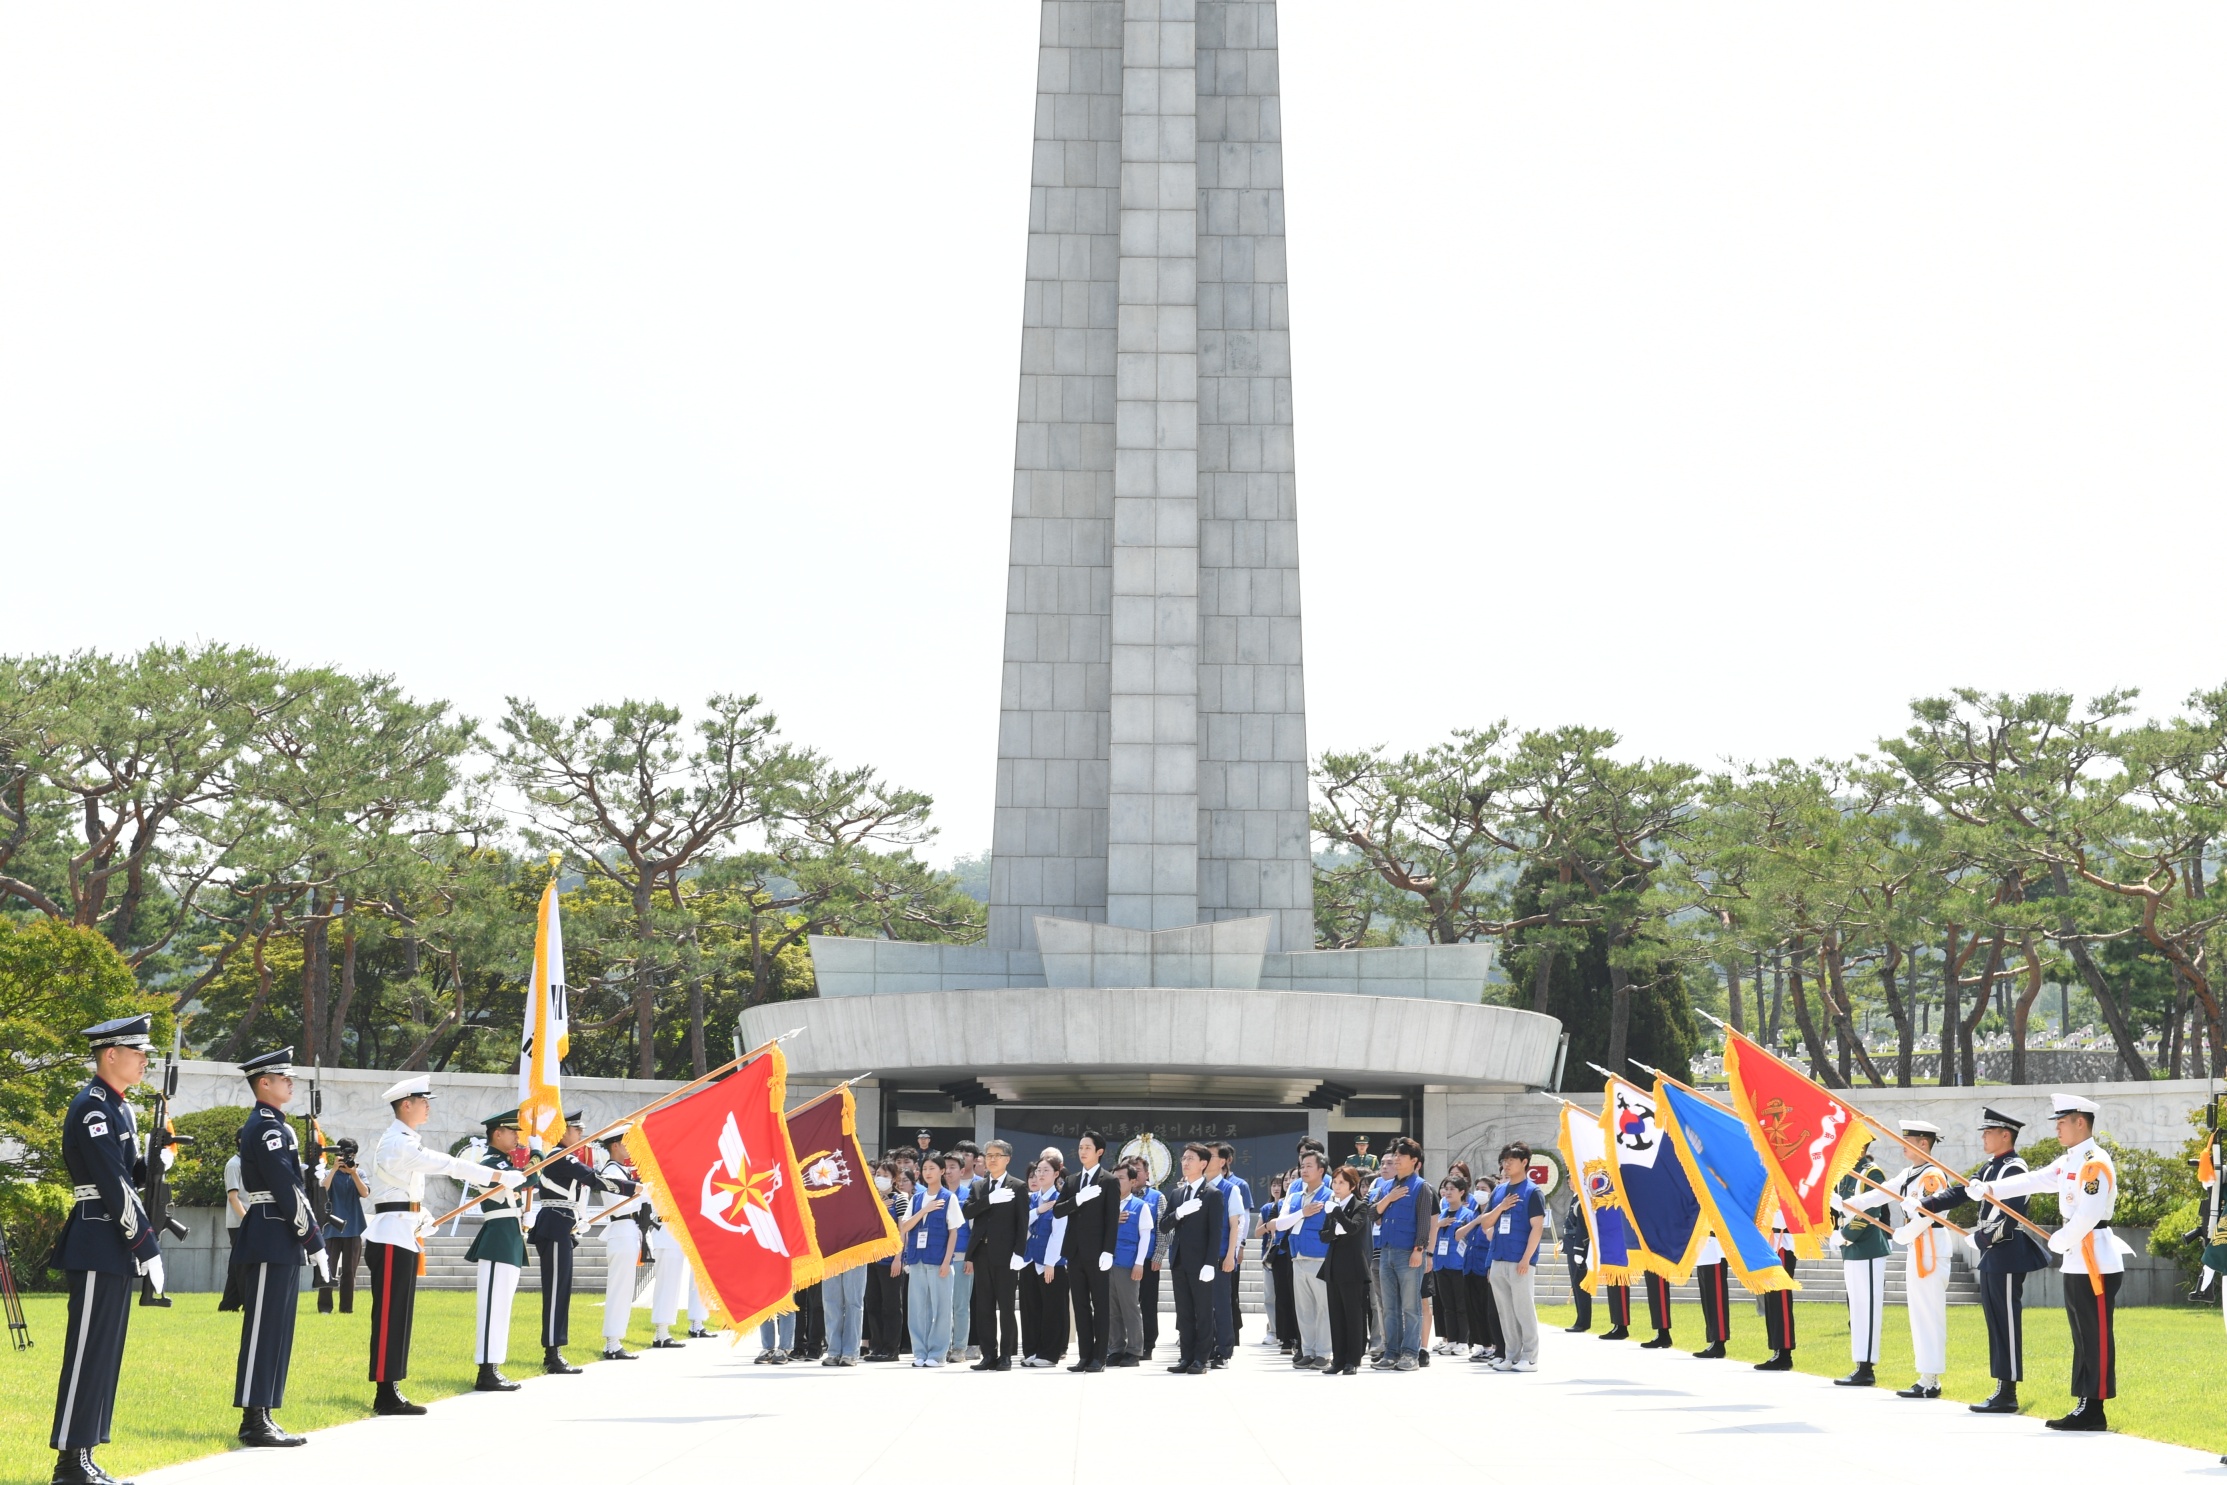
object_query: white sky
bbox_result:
[4,4,2222,865]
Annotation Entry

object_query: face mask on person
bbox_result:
[875,1175,893,1193]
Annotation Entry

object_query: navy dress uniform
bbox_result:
[231,1049,324,1447]
[526,1111,614,1373]
[47,1017,164,1485]
[1920,1106,2046,1414]
[1967,1092,2131,1433]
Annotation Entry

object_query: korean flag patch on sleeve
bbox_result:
[265,1131,285,1151]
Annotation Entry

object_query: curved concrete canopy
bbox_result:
[743,988,1562,1095]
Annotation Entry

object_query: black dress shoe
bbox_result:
[1639,1331,1673,1349]
[1754,1350,1794,1371]
[602,1348,638,1361]
[1168,1362,1192,1372]
[1209,1358,1226,1369]
[543,1348,581,1375]
[2045,1399,2107,1432]
[1692,1342,1726,1360]
[1895,1381,1941,1399]
[687,1328,713,1339]
[1598,1326,1630,1341]
[1182,1362,1207,1375]
[1969,1384,2018,1414]
[1563,1324,1591,1334]
[372,1384,427,1416]
[1834,1363,1875,1388]
[474,1364,521,1392]
[238,1408,306,1447]
[970,1358,999,1371]
[994,1357,1013,1371]
[651,1338,684,1349]
[51,1450,126,1485]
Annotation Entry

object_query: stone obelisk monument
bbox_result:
[991,0,1310,955]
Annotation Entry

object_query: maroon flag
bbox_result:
[785,1085,899,1278]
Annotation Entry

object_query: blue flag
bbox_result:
[1601,1078,1702,1281]
[1657,1080,1798,1295]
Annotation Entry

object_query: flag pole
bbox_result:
[785,1072,876,1118]
[427,1026,809,1228]
[1624,1057,1898,1241]
[1691,1009,2052,1245]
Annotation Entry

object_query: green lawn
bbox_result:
[1,1289,672,1484]
[1529,1298,2227,1457]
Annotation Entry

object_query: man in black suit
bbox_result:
[960,1139,1030,1370]
[1052,1130,1120,1372]
[1165,1142,1228,1374]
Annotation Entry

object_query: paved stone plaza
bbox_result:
[137,1328,2219,1483]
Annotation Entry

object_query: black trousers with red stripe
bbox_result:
[1604,1282,1631,1329]
[365,1240,419,1383]
[1693,1261,1732,1344]
[1644,1272,1672,1332]
[2064,1269,2119,1400]
[1763,1251,1798,1352]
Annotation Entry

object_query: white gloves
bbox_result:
[1098,1252,1113,1272]
[160,1144,176,1171]
[1077,1183,1100,1205]
[1826,1232,1845,1254]
[1828,1191,1846,1215]
[1198,1265,1214,1283]
[1963,1180,1992,1201]
[2048,1228,2075,1254]
[1176,1198,1202,1219]
[1009,1253,1027,1271]
[1901,1196,1925,1221]
[312,1250,332,1284]
[142,1255,166,1295]
[988,1185,1015,1205]
[496,1168,526,1189]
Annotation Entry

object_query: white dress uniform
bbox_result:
[595,1149,648,1351]
[649,1219,709,1341]
[1888,1159,1958,1387]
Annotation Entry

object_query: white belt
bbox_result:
[241,1191,275,1205]
[73,1184,101,1201]
[538,1199,579,1213]
[483,1208,521,1222]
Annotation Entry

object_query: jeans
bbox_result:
[949,1266,975,1357]
[906,1267,955,1361]
[823,1266,867,1358]
[1375,1249,1424,1360]
[757,1310,794,1354]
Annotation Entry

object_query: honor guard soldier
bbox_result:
[1965,1092,2129,1433]
[231,1049,327,1447]
[1915,1106,2046,1414]
[592,1128,647,1361]
[527,1110,613,1373]
[48,1016,164,1485]
[465,1109,531,1392]
[1829,1136,1893,1387]
[1880,1119,1956,1400]
[364,1074,517,1414]
[1755,1209,1798,1371]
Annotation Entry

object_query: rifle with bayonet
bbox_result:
[139,1027,193,1307]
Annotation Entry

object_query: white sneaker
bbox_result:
[1491,1359,1515,1372]
[923,1357,943,1368]
[1513,1360,1536,1373]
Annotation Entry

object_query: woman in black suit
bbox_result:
[1319,1165,1373,1375]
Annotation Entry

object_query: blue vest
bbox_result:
[1462,1198,1496,1274]
[1024,1192,1062,1267]
[948,1177,972,1253]
[1140,1187,1164,1262]
[1376,1174,1429,1249]
[1286,1180,1332,1260]
[1113,1194,1149,1267]
[904,1186,956,1268]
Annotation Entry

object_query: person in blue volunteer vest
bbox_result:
[1480,1142,1546,1371]
[1136,1160,1166,1358]
[1106,1161,1155,1365]
[1370,1136,1432,1370]
[1166,1142,1230,1374]
[230,1048,328,1447]
[1458,1174,1501,1361]
[898,1153,962,1365]
[1019,1153,1069,1365]
[1272,1150,1334,1368]
[1430,1176,1470,1358]
[1209,1141,1250,1363]
[944,1146,977,1363]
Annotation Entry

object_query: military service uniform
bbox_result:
[231,1049,324,1447]
[465,1109,530,1390]
[1970,1093,2129,1432]
[593,1132,647,1360]
[526,1112,612,1372]
[47,1017,164,1485]
[1881,1119,1956,1399]
[1830,1145,1893,1386]
[1920,1106,2046,1413]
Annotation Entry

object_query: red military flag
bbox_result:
[1720,1027,1870,1259]
[627,1045,823,1333]
[786,1086,900,1279]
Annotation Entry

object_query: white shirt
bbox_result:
[363,1117,498,1251]
[1983,1136,2129,1276]
[223,1154,246,1230]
